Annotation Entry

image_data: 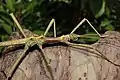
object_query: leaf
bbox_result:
[0,35,9,53]
[73,33,100,43]
[100,18,112,27]
[100,18,114,31]
[89,0,102,15]
[106,6,110,17]
[0,11,13,26]
[78,36,99,44]
[95,0,106,18]
[0,34,9,41]
[0,23,12,34]
[85,37,99,42]
[0,11,13,34]
[33,30,44,35]
[105,24,114,31]
[6,0,15,12]
[22,0,37,14]
[0,5,5,11]
[57,0,71,3]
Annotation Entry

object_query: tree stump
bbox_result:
[0,31,120,80]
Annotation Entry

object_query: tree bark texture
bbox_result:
[0,31,120,80]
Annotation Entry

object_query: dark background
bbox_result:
[0,0,120,44]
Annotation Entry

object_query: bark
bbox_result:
[0,31,120,80]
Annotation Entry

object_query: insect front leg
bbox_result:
[6,38,36,80]
[10,13,26,38]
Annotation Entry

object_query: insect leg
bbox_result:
[37,43,54,80]
[6,39,35,80]
[70,18,101,37]
[10,13,26,38]
[44,18,56,37]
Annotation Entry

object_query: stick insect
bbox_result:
[0,13,102,80]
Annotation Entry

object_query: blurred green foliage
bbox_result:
[0,0,120,44]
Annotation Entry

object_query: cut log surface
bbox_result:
[0,31,120,80]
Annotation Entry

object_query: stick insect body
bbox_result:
[0,13,103,80]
